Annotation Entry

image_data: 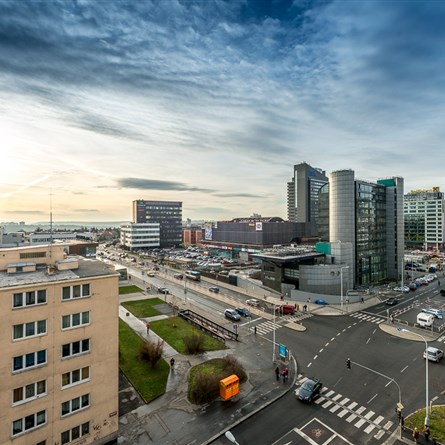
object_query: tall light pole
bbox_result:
[401,329,429,426]
[272,304,277,362]
[340,266,349,310]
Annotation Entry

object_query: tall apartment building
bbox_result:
[0,243,119,445]
[287,162,328,224]
[404,188,445,250]
[133,200,182,248]
[120,222,160,250]
[318,170,404,285]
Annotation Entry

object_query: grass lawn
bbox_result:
[122,298,165,317]
[150,317,226,354]
[119,319,169,403]
[119,285,143,295]
[405,406,445,442]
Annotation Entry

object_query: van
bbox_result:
[275,304,296,315]
[417,312,434,328]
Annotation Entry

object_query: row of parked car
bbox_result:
[394,273,438,293]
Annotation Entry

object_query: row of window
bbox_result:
[12,410,89,442]
[13,339,90,373]
[61,393,90,416]
[13,284,91,309]
[13,312,90,340]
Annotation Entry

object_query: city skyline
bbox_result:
[2,0,445,222]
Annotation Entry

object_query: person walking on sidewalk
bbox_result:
[281,368,289,383]
[413,427,419,443]
[274,365,280,381]
[170,357,175,371]
[146,322,150,335]
[424,425,430,441]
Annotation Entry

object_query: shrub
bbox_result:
[222,355,247,383]
[139,339,164,368]
[183,333,205,354]
[189,372,220,404]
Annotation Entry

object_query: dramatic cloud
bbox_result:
[116,178,214,193]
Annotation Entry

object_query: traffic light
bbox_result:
[346,358,351,369]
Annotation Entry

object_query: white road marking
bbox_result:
[307,362,312,368]
[332,394,343,401]
[324,390,335,397]
[366,337,371,344]
[355,418,366,428]
[319,348,324,353]
[364,424,376,434]
[313,355,318,360]
[374,415,384,425]
[400,365,409,373]
[325,342,329,347]
[337,409,349,418]
[367,393,378,404]
[329,404,342,413]
[346,413,357,423]
[322,400,334,408]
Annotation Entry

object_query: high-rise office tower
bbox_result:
[287,162,328,224]
[0,243,119,445]
[319,170,404,285]
[132,200,182,248]
[404,188,444,251]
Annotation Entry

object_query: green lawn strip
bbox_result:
[119,319,169,403]
[150,317,226,354]
[119,285,143,295]
[405,406,445,442]
[121,298,164,317]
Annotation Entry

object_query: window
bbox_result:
[61,393,90,416]
[12,410,46,436]
[62,339,90,358]
[13,320,47,340]
[61,311,90,330]
[13,380,47,405]
[20,252,46,259]
[61,422,90,444]
[12,290,47,308]
[13,350,47,372]
[61,366,90,388]
[62,283,91,300]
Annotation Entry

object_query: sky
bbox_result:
[1,0,445,223]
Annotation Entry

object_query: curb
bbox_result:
[200,354,298,445]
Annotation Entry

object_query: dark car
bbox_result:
[209,286,220,293]
[386,297,398,306]
[236,307,251,317]
[297,377,323,403]
[157,287,170,294]
[174,273,183,280]
[440,289,445,296]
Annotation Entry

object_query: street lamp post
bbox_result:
[401,329,429,426]
[272,304,277,362]
[225,431,240,445]
[340,266,349,311]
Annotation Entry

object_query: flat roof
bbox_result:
[252,252,324,263]
[0,257,118,289]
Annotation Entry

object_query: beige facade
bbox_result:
[0,243,119,445]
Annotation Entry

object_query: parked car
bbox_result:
[224,309,241,321]
[146,272,156,277]
[394,286,410,293]
[157,287,169,294]
[209,286,220,293]
[275,304,296,315]
[440,289,445,296]
[421,308,443,319]
[315,299,328,305]
[417,312,434,327]
[236,307,251,317]
[385,297,398,306]
[297,377,323,403]
[174,273,183,280]
[246,299,260,307]
[423,347,444,363]
[408,283,418,291]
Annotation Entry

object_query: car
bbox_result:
[146,272,156,277]
[315,299,328,305]
[421,308,443,319]
[423,346,444,363]
[236,307,251,317]
[209,286,220,293]
[246,299,260,307]
[441,289,445,296]
[224,309,241,321]
[297,377,323,403]
[157,287,169,294]
[275,304,296,315]
[386,297,398,306]
[394,286,410,293]
[174,273,183,280]
[408,283,418,291]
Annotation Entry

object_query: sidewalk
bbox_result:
[117,306,297,445]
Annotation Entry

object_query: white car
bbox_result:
[421,307,443,319]
[393,286,410,293]
[424,347,444,362]
[246,299,260,307]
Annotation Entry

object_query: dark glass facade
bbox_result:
[133,200,182,248]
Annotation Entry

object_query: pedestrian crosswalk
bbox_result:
[437,335,445,345]
[254,313,314,335]
[349,312,386,325]
[295,376,394,440]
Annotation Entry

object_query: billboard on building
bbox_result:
[205,223,213,240]
[255,222,263,231]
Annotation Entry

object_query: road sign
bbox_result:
[279,344,287,358]
[397,402,404,410]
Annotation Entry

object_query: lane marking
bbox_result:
[400,365,409,373]
[367,393,378,404]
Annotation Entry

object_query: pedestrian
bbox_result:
[390,315,394,324]
[361,296,364,304]
[254,325,257,335]
[146,322,150,334]
[307,297,311,304]
[170,357,175,370]
[401,416,405,431]
[413,427,419,443]
[439,280,441,286]
[424,425,430,441]
[282,367,288,382]
[274,365,280,381]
